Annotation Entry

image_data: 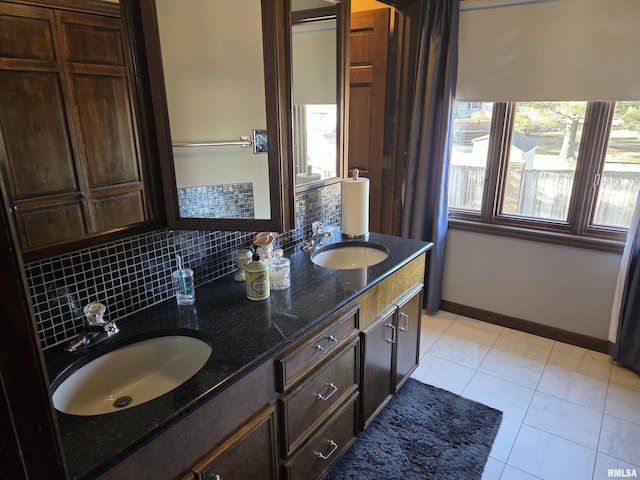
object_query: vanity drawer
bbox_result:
[276,304,359,392]
[280,338,359,456]
[282,392,358,480]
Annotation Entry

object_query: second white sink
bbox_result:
[311,242,389,270]
[52,334,212,416]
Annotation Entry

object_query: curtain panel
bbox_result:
[401,0,459,314]
[610,192,640,375]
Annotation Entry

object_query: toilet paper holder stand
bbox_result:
[341,168,370,239]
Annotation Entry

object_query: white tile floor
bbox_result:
[410,311,640,480]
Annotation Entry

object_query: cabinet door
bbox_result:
[360,306,395,429]
[191,406,278,480]
[394,285,423,392]
[0,3,88,249]
[56,10,147,232]
[0,2,151,256]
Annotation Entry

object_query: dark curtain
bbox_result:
[612,211,640,375]
[400,0,459,314]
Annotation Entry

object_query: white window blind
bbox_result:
[457,0,640,101]
[292,20,337,105]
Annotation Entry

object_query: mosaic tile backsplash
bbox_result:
[26,183,341,350]
[177,183,255,219]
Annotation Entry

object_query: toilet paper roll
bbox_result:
[341,177,369,237]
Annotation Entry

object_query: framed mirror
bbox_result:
[292,0,349,191]
[131,0,294,232]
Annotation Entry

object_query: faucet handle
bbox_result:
[84,302,106,326]
[312,221,324,235]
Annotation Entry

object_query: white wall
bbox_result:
[442,229,622,340]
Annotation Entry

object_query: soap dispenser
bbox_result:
[245,244,270,301]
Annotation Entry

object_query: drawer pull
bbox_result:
[385,323,396,344]
[315,440,338,460]
[399,312,409,332]
[315,383,338,401]
[315,335,338,352]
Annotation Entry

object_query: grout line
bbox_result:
[424,314,640,478]
[500,464,544,480]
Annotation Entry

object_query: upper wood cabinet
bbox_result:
[0,1,160,261]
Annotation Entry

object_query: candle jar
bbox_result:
[269,257,290,290]
[234,249,252,281]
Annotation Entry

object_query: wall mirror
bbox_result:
[292,0,349,190]
[131,0,294,232]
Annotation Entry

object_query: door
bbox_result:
[348,8,389,233]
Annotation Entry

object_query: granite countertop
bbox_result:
[45,230,431,480]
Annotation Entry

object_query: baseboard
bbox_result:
[440,301,611,354]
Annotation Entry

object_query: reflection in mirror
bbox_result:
[156,0,271,219]
[292,1,339,186]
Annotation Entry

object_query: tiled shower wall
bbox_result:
[26,184,341,350]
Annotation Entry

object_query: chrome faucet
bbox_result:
[301,221,332,252]
[65,302,119,352]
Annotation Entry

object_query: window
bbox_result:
[450,102,492,211]
[304,104,337,179]
[592,103,640,229]
[448,101,640,252]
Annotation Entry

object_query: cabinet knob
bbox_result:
[315,440,338,460]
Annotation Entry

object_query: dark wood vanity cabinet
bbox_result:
[0,2,148,254]
[276,305,360,480]
[360,284,423,429]
[96,253,427,480]
[177,259,425,480]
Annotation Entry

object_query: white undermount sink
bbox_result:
[311,242,389,270]
[52,334,212,416]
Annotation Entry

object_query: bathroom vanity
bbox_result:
[45,232,431,480]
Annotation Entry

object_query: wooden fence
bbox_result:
[449,165,640,228]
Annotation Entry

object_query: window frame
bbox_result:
[448,101,629,254]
